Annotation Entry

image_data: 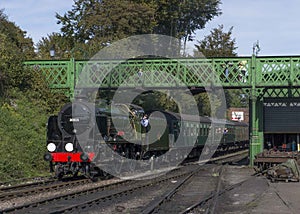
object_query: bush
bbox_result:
[0,92,52,181]
[0,10,68,181]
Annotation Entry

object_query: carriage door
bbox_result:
[170,121,180,147]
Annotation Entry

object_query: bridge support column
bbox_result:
[68,58,75,99]
[249,54,264,166]
[249,96,264,166]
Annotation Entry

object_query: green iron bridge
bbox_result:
[25,55,300,165]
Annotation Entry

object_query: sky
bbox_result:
[1,0,300,56]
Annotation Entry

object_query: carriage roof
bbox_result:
[161,111,248,127]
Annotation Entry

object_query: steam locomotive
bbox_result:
[44,99,249,179]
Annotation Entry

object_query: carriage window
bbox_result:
[204,125,208,136]
[194,127,197,136]
[200,124,203,136]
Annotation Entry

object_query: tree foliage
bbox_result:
[153,0,221,50]
[194,25,248,115]
[194,25,237,57]
[0,95,49,180]
[0,9,35,60]
[0,33,23,94]
[55,0,156,56]
[51,0,221,57]
[0,10,68,181]
[36,33,74,59]
[0,10,36,96]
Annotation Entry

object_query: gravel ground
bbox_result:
[0,164,261,214]
[0,178,121,211]
[83,164,227,213]
[0,165,196,213]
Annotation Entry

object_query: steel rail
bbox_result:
[142,151,248,214]
[1,150,248,213]
[179,175,253,214]
[0,175,53,190]
[46,172,190,213]
[0,177,90,202]
[0,177,56,194]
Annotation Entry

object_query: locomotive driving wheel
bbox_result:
[128,154,137,172]
[83,164,96,181]
[113,159,123,174]
[54,165,64,180]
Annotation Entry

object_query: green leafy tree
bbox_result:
[0,94,51,180]
[0,9,67,110]
[55,0,156,55]
[153,0,222,52]
[0,9,35,60]
[194,25,237,57]
[0,10,68,181]
[0,10,37,96]
[194,25,248,115]
[36,33,74,59]
[36,32,95,59]
[53,0,221,56]
[225,89,248,108]
[0,33,23,95]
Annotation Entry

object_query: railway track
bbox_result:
[0,175,53,190]
[180,169,250,213]
[1,167,187,213]
[0,178,54,194]
[140,150,249,214]
[0,149,249,213]
[0,176,92,202]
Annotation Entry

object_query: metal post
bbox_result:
[150,156,154,171]
[249,54,263,166]
[250,54,257,166]
[68,58,75,99]
[250,97,258,166]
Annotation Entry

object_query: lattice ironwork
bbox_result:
[212,58,251,88]
[24,60,73,91]
[256,57,300,87]
[74,59,218,89]
[263,88,300,98]
[24,56,300,96]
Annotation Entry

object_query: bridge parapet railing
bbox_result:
[255,57,300,87]
[24,56,300,97]
[24,60,73,89]
[75,59,212,88]
[74,58,253,89]
[210,58,251,88]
